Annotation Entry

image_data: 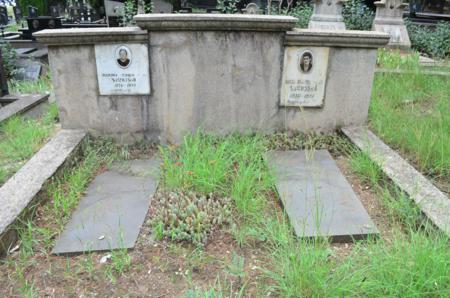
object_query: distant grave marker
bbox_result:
[13,62,42,81]
[309,0,347,30]
[0,6,8,26]
[372,0,411,49]
[28,6,38,18]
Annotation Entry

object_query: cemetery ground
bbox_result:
[0,74,56,185]
[0,52,449,297]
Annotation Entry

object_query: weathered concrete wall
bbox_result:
[35,15,389,143]
[283,47,378,131]
[149,31,285,141]
[49,45,162,143]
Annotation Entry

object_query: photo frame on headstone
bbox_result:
[95,43,151,95]
[280,47,330,107]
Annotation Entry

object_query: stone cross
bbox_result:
[372,0,411,49]
[309,0,347,30]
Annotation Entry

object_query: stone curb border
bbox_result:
[0,94,50,123]
[342,126,449,236]
[376,68,450,77]
[0,129,87,256]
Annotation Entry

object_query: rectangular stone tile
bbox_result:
[52,159,159,255]
[267,150,378,242]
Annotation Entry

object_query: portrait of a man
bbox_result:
[116,46,131,68]
[299,51,313,73]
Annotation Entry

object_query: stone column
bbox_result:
[372,0,411,49]
[309,0,346,30]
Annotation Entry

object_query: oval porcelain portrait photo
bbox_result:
[298,50,313,73]
[115,45,132,69]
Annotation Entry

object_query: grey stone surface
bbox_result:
[134,13,298,31]
[267,150,378,241]
[152,0,173,13]
[372,0,411,49]
[52,159,159,254]
[342,126,450,236]
[309,0,346,30]
[0,129,86,255]
[286,29,390,48]
[34,27,148,45]
[38,25,387,144]
[0,94,49,123]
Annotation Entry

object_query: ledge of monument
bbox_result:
[134,13,298,32]
[33,27,148,45]
[285,29,390,48]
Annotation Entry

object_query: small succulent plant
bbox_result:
[149,191,233,246]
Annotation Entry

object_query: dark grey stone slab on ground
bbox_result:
[52,159,160,255]
[267,150,378,242]
[342,126,449,236]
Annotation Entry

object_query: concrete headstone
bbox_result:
[280,47,329,107]
[309,0,347,30]
[52,159,159,254]
[267,150,378,242]
[372,0,411,49]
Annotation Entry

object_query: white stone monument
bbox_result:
[372,0,411,49]
[309,0,346,30]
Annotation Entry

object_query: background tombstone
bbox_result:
[0,6,8,26]
[152,0,173,13]
[13,5,23,22]
[28,6,38,18]
[243,3,262,14]
[309,0,347,30]
[50,6,61,18]
[372,0,411,49]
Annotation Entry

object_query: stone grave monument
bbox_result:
[309,0,346,30]
[34,14,389,143]
[31,14,391,249]
[372,0,411,49]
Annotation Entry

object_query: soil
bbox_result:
[0,151,395,298]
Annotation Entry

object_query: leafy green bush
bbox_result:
[342,0,374,30]
[406,20,450,59]
[0,40,17,78]
[150,191,232,246]
[120,0,153,26]
[217,0,239,14]
[283,2,313,29]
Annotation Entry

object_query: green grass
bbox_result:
[160,131,449,297]
[0,104,58,185]
[160,132,272,219]
[8,72,53,94]
[370,51,450,190]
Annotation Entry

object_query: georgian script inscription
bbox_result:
[281,47,329,107]
[95,43,150,95]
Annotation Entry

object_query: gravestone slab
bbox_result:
[267,150,378,242]
[280,47,329,107]
[13,62,42,81]
[309,0,347,30]
[372,0,411,49]
[95,43,151,95]
[52,159,159,254]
